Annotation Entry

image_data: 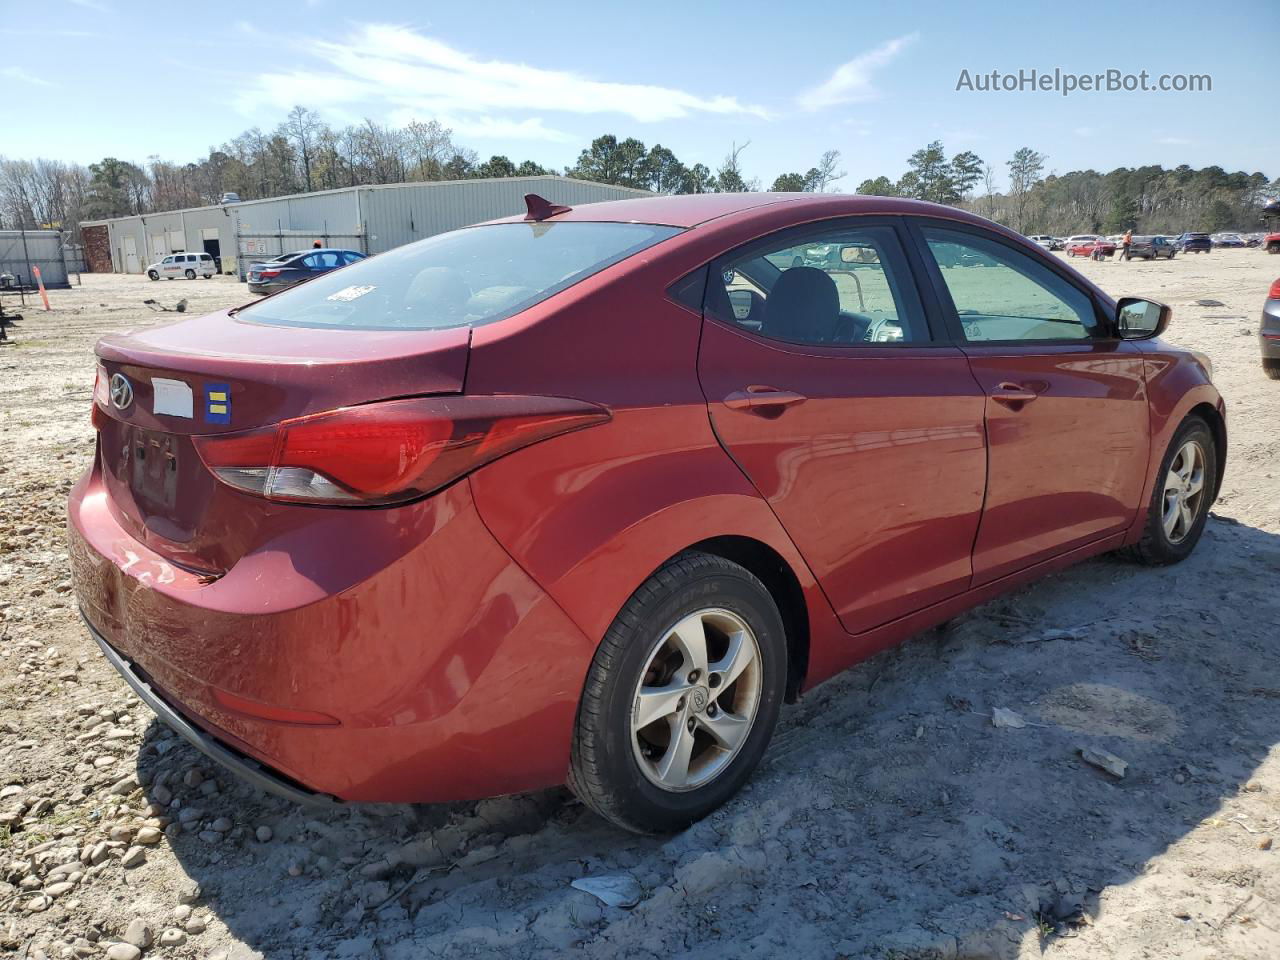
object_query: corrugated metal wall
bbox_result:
[0,230,72,288]
[359,177,651,253]
[82,177,651,274]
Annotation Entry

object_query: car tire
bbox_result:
[147,270,158,280]
[568,551,787,834]
[1264,360,1280,381]
[184,269,196,280]
[1122,416,1217,566]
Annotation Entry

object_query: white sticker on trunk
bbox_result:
[327,285,375,302]
[151,377,194,419]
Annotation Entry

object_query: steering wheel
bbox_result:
[831,311,874,343]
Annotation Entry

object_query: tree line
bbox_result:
[0,105,1273,240]
[0,106,849,239]
[855,140,1275,235]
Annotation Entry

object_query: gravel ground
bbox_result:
[1,253,1278,960]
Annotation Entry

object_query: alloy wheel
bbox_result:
[1161,439,1206,544]
[630,608,762,792]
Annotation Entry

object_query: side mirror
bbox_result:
[1115,297,1171,340]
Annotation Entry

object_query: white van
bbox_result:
[146,253,216,280]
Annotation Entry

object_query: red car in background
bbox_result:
[1065,235,1117,258]
[69,193,1226,833]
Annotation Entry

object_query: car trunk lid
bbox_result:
[93,309,470,572]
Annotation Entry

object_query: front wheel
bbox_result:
[569,552,787,834]
[184,269,196,279]
[147,270,158,280]
[1264,359,1280,381]
[1123,417,1217,565]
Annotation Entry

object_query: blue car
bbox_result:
[247,248,366,295]
[1175,233,1212,254]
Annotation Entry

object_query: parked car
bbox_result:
[1065,235,1115,258]
[247,248,366,294]
[1176,233,1213,253]
[1211,233,1246,248]
[1027,234,1058,250]
[1265,232,1280,254]
[1125,235,1177,260]
[1262,276,1280,380]
[71,193,1226,833]
[146,253,216,281]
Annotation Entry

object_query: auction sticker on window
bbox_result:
[327,285,376,302]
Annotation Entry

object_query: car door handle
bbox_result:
[723,386,808,412]
[990,382,1039,406]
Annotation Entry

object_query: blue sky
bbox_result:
[3,0,1275,190]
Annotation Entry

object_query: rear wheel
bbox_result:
[1264,360,1280,381]
[184,269,196,279]
[1123,417,1216,565]
[569,552,787,834]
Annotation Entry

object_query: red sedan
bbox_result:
[69,193,1225,833]
[1065,235,1117,258]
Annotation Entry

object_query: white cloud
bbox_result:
[1157,136,1192,145]
[238,24,768,140]
[1074,126,1095,138]
[68,0,113,12]
[1,66,54,87]
[385,109,574,144]
[798,34,918,112]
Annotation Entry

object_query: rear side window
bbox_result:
[239,222,682,331]
[706,224,929,345]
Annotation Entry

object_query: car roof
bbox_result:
[278,248,362,258]
[486,192,1005,229]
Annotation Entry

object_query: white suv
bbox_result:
[146,253,216,280]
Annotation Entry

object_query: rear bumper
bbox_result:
[1261,300,1280,360]
[67,462,596,804]
[85,612,335,806]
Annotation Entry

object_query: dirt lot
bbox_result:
[2,253,1278,960]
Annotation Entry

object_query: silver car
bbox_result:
[1263,277,1280,380]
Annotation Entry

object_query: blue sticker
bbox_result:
[205,383,231,424]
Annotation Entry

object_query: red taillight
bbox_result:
[92,365,109,429]
[193,395,610,506]
[258,269,281,279]
[1269,278,1280,300]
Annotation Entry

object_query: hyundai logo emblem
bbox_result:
[109,373,134,410]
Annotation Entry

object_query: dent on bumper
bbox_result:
[84,611,336,807]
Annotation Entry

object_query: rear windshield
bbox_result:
[238,221,682,331]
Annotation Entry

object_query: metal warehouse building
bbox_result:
[80,176,650,279]
[1,229,75,289]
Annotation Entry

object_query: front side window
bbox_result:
[922,227,1099,342]
[707,224,929,345]
[239,221,681,331]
